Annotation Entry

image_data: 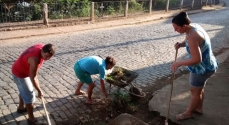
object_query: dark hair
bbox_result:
[172,12,191,26]
[42,44,56,55]
[105,56,116,66]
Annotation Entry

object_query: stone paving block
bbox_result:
[50,102,58,108]
[65,103,73,109]
[51,112,60,119]
[53,107,61,112]
[4,114,14,122]
[59,105,67,111]
[55,101,63,107]
[60,98,68,104]
[8,104,17,110]
[17,120,28,125]
[59,112,68,119]
[47,107,55,113]
[0,100,4,105]
[4,98,14,105]
[2,95,11,100]
[0,118,7,125]
[0,105,8,110]
[6,120,17,125]
[10,93,18,99]
[12,112,26,122]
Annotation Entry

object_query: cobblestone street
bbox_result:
[0,3,229,124]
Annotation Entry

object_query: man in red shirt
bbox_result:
[12,43,55,125]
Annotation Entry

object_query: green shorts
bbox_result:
[74,62,93,84]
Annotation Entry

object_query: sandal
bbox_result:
[85,99,97,105]
[186,108,203,115]
[75,91,86,95]
[176,113,194,121]
[17,108,27,114]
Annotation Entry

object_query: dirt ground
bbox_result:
[56,69,189,125]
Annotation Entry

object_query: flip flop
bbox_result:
[176,113,194,121]
[186,108,203,115]
[85,99,97,105]
[75,91,86,95]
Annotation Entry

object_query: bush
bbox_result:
[128,0,143,13]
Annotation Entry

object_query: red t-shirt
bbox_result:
[12,44,44,78]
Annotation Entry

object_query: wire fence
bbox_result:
[0,0,221,28]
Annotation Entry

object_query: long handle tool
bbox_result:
[165,49,178,125]
[41,97,52,125]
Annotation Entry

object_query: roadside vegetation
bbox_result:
[0,0,179,23]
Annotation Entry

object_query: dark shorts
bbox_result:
[189,70,216,88]
[74,62,93,84]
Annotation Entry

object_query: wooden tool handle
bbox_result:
[41,97,52,125]
[165,49,178,124]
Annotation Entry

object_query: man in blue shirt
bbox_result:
[74,56,116,104]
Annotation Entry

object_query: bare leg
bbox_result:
[86,82,96,102]
[176,87,202,120]
[196,89,204,113]
[185,87,203,115]
[26,103,35,121]
[75,82,85,95]
[18,94,25,109]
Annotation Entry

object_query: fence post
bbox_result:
[90,2,94,22]
[165,0,169,12]
[206,0,208,6]
[180,0,183,10]
[149,0,152,13]
[191,0,195,9]
[43,3,48,26]
[124,0,128,17]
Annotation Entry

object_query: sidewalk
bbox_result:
[0,2,225,41]
[148,49,229,125]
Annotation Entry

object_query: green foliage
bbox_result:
[32,3,43,20]
[75,2,90,17]
[105,6,115,15]
[128,0,143,13]
[0,0,179,23]
[153,0,179,10]
[113,89,131,103]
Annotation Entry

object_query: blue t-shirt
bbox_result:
[77,56,106,80]
[185,23,218,74]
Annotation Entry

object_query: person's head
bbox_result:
[172,11,191,34]
[105,56,116,70]
[41,44,56,60]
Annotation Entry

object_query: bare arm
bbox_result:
[174,38,186,50]
[100,79,107,97]
[171,32,202,70]
[28,57,43,98]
